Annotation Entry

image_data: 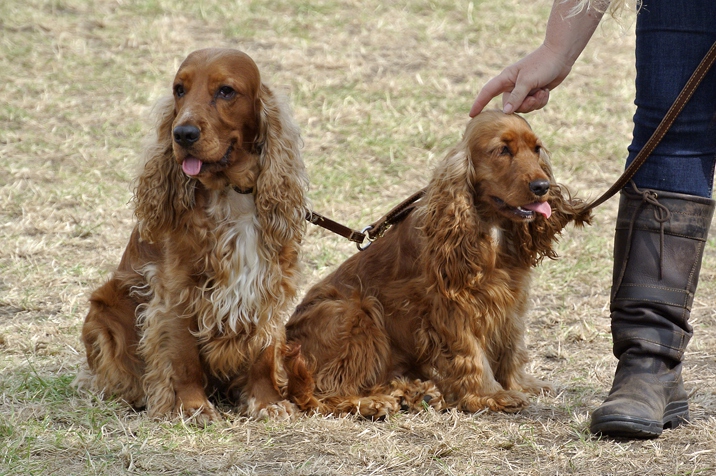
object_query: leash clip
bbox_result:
[357,226,374,251]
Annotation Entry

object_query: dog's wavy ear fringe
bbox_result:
[133,95,195,243]
[514,147,592,267]
[254,84,309,256]
[420,146,496,298]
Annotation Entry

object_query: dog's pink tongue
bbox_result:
[182,157,203,176]
[524,201,552,219]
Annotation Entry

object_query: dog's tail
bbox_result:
[283,342,327,413]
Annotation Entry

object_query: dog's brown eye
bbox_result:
[500,146,511,156]
[174,84,185,98]
[217,86,236,100]
[535,145,542,154]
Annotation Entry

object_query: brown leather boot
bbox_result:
[589,184,715,438]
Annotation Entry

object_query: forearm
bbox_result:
[544,0,607,67]
[470,0,609,116]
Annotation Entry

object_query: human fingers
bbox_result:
[469,73,516,117]
[501,79,539,114]
[512,88,550,113]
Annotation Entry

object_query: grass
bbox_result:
[2,0,716,474]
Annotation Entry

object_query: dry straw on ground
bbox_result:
[2,0,715,475]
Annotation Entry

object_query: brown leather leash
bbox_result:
[586,40,716,211]
[307,40,716,248]
[306,188,426,250]
[305,210,366,245]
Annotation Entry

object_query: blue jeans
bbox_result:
[626,0,716,198]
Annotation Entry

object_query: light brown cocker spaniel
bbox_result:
[285,111,591,417]
[75,48,308,423]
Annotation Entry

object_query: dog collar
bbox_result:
[232,185,254,195]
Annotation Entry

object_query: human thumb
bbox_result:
[502,85,529,114]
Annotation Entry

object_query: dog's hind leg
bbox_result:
[287,290,398,416]
[76,278,146,408]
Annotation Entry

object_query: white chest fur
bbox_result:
[198,190,265,334]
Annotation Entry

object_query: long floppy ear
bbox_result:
[254,84,309,257]
[133,95,195,243]
[513,147,592,266]
[419,144,496,298]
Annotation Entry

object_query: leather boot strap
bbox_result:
[618,182,671,284]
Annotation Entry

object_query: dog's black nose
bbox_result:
[173,125,201,147]
[529,179,550,197]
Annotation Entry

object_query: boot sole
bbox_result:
[590,401,689,439]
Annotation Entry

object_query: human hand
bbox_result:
[469,43,573,117]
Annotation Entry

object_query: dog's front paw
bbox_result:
[174,399,221,425]
[517,376,555,396]
[247,398,296,420]
[163,387,221,425]
[487,390,531,413]
[460,390,530,413]
[389,378,446,412]
[357,396,400,418]
[333,395,400,418]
